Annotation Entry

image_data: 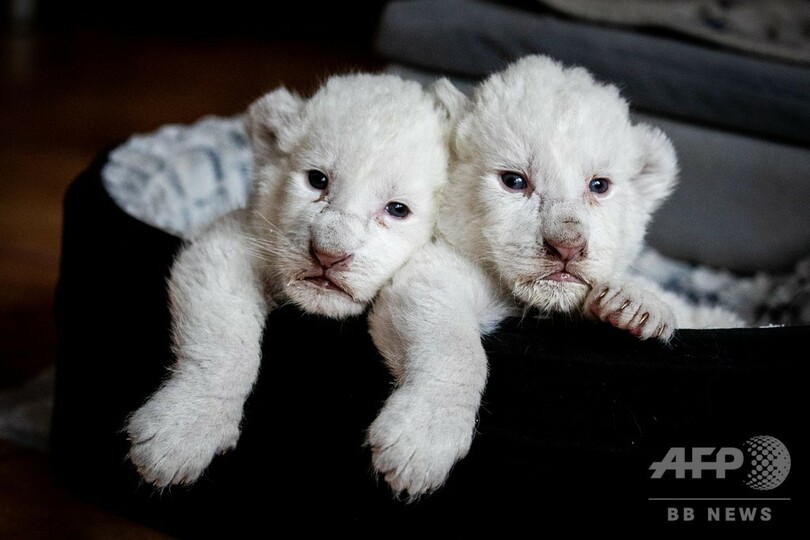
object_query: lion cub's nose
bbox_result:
[544,240,585,263]
[311,245,353,269]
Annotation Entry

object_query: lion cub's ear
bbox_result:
[245,87,304,160]
[428,78,468,161]
[633,124,679,214]
[428,77,468,126]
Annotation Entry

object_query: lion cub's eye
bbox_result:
[384,201,410,219]
[588,177,611,195]
[500,172,528,191]
[307,170,328,190]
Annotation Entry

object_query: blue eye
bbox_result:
[589,177,610,194]
[501,172,528,191]
[307,170,328,190]
[385,201,410,219]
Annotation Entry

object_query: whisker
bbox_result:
[252,210,288,237]
[246,249,272,263]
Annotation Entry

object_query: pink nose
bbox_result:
[312,247,353,269]
[544,240,585,262]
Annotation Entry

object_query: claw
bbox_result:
[597,288,609,300]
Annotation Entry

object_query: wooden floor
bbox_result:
[0,23,379,538]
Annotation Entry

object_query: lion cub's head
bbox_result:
[246,73,462,317]
[445,55,678,313]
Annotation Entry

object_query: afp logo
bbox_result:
[650,435,791,490]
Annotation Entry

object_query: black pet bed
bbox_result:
[51,129,807,535]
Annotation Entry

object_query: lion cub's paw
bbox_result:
[585,281,676,342]
[126,387,241,488]
[368,386,476,500]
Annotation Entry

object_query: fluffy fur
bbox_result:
[367,55,742,499]
[126,73,461,487]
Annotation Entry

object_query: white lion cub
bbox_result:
[367,55,740,498]
[126,73,461,487]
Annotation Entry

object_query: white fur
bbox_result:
[126,73,460,487]
[368,55,742,498]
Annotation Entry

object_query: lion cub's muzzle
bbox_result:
[539,237,589,286]
[537,201,591,285]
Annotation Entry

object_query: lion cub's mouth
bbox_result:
[540,271,587,285]
[304,276,346,292]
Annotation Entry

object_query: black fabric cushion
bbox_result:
[52,154,807,535]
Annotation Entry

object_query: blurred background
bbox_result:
[0,0,386,388]
[1,0,386,537]
[1,0,808,536]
